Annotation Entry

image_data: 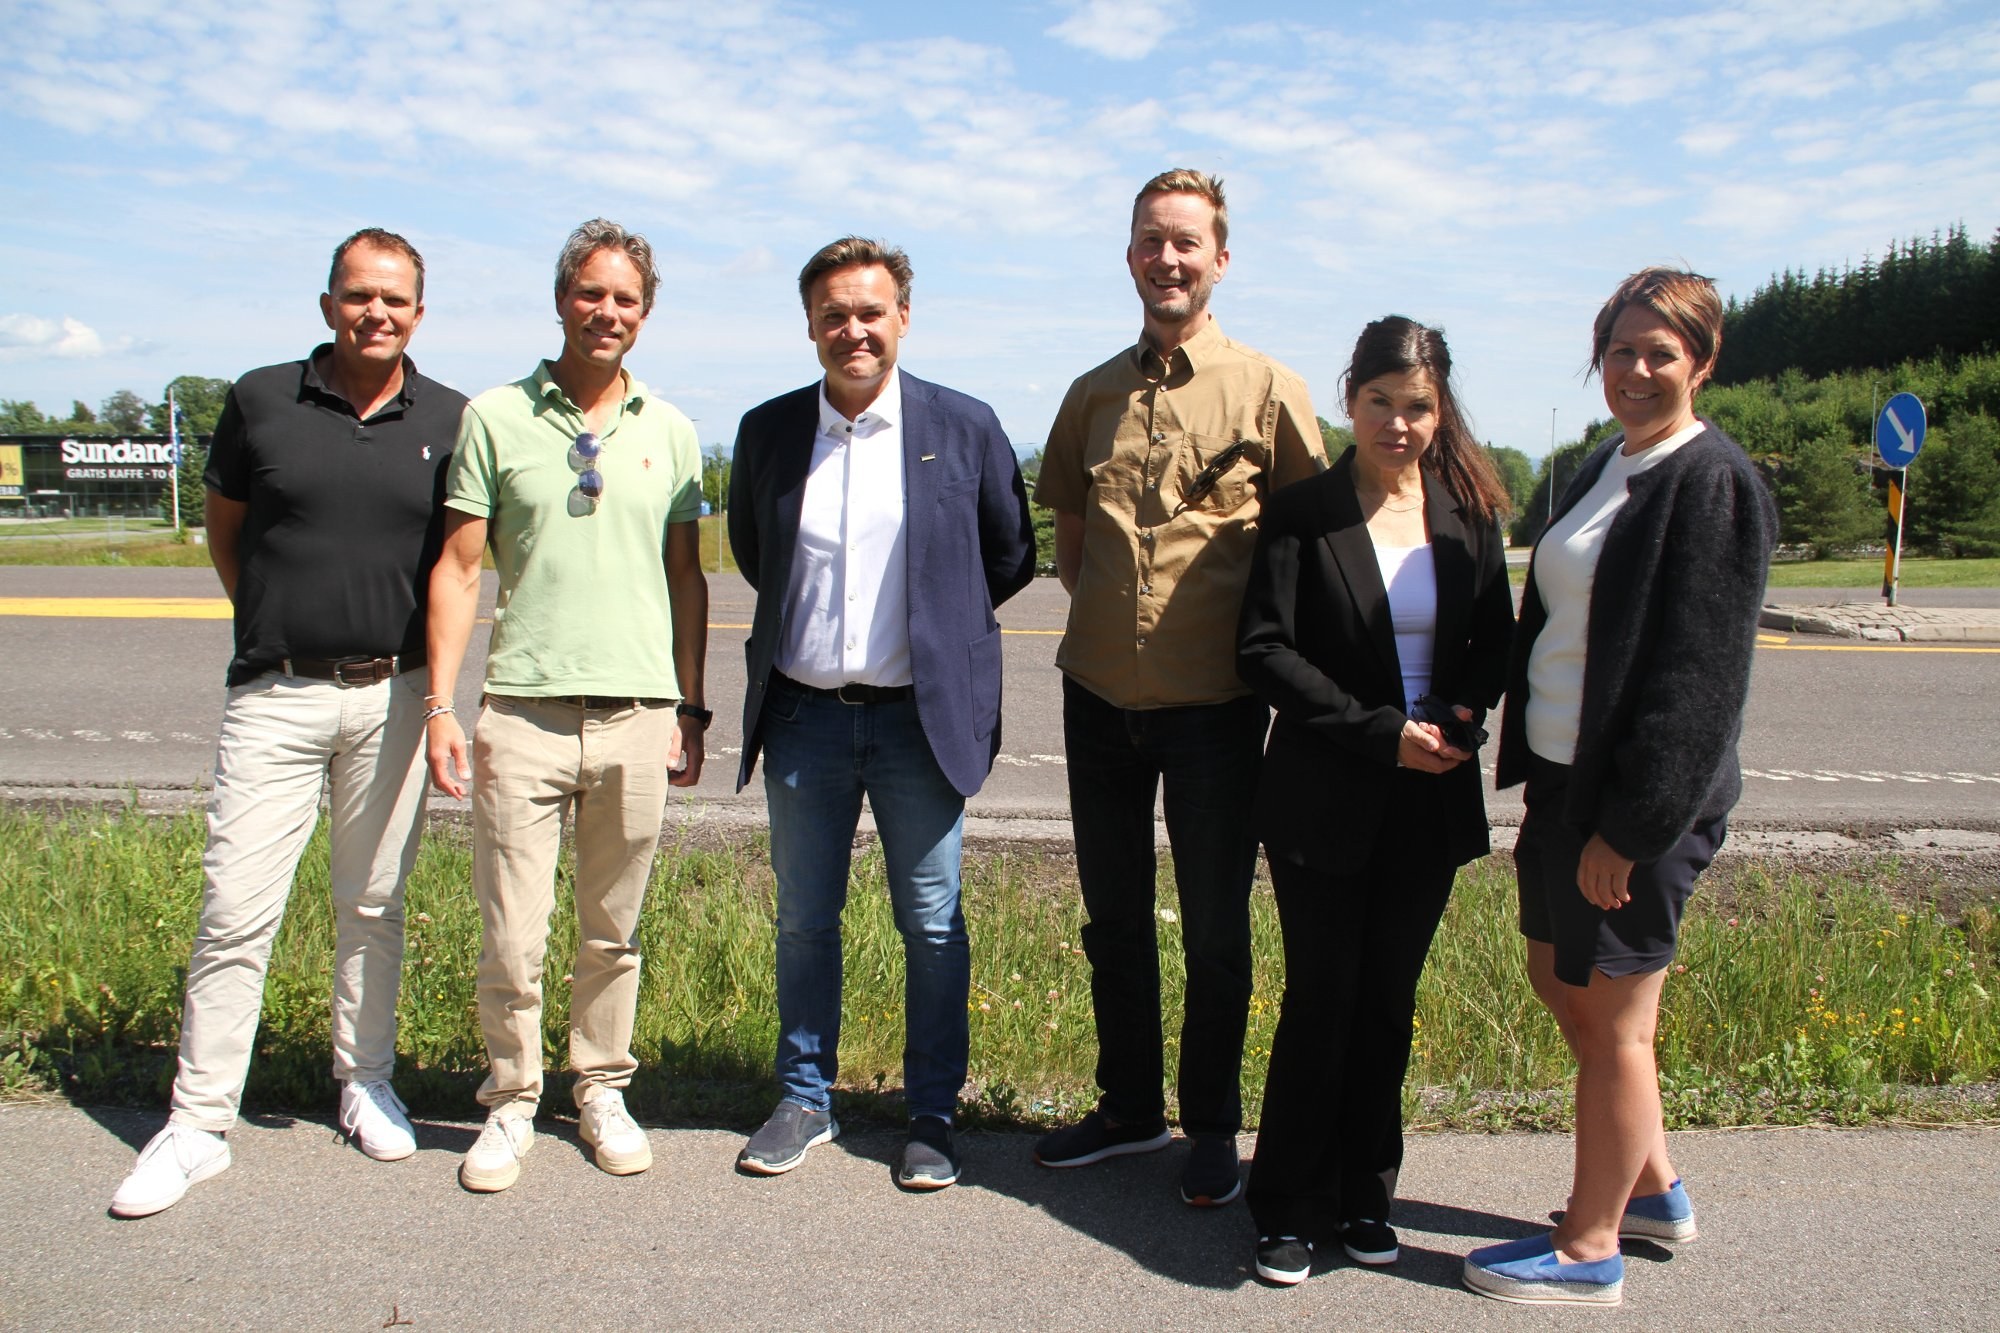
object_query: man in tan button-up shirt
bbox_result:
[1030,169,1324,1206]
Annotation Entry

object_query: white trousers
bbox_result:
[168,671,429,1131]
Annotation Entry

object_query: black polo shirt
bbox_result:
[204,345,466,686]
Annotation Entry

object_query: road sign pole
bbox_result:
[1882,467,1906,605]
[1873,393,1927,607]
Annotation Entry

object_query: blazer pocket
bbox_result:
[938,474,979,500]
[968,625,1002,740]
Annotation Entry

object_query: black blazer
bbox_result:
[727,372,1036,798]
[1237,448,1515,873]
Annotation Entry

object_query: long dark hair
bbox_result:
[1340,316,1509,522]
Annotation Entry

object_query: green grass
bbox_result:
[1763,556,2000,588]
[2,806,1994,1129]
[0,535,215,566]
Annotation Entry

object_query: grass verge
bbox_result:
[1762,556,2000,589]
[2,806,1993,1130]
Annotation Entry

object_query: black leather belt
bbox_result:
[545,696,671,710]
[280,655,418,685]
[775,672,914,705]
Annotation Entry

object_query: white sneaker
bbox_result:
[110,1124,231,1218]
[460,1112,534,1193]
[577,1089,652,1176]
[338,1080,417,1161]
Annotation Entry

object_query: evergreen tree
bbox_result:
[1769,434,1879,558]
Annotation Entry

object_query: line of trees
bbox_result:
[1715,224,1999,386]
[1505,353,2000,558]
[1,375,233,439]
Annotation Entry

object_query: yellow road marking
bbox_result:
[5,600,1985,653]
[0,597,232,619]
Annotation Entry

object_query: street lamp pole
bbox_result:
[1547,407,1557,530]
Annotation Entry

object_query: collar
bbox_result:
[300,343,419,408]
[817,365,902,436]
[1133,318,1226,381]
[533,360,649,413]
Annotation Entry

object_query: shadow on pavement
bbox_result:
[815,1127,1545,1292]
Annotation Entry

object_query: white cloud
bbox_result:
[1678,125,1745,156]
[0,314,131,360]
[1046,0,1177,61]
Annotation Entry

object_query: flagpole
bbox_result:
[168,387,182,535]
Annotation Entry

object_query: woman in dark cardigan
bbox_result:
[1463,269,1777,1308]
[1236,318,1514,1286]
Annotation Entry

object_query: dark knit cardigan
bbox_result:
[1495,421,1778,862]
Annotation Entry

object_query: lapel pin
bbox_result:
[921,454,936,462]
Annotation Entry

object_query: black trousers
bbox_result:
[1246,799,1456,1238]
[1062,676,1268,1136]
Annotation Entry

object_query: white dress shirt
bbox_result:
[774,367,912,688]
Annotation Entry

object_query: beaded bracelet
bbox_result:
[422,704,455,721]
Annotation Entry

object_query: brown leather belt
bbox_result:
[544,696,671,710]
[774,672,914,705]
[280,655,418,686]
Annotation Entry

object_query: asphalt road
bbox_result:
[3,1104,1993,1329]
[2,567,1998,829]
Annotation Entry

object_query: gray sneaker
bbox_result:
[737,1102,838,1176]
[897,1115,960,1190]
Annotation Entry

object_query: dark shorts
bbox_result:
[1514,753,1727,987]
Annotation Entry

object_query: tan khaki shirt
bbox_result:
[1034,319,1324,709]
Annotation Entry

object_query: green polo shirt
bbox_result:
[445,361,702,697]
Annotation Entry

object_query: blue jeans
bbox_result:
[761,676,969,1122]
[1062,675,1267,1136]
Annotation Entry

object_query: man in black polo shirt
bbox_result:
[110,227,467,1219]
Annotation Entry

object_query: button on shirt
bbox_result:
[774,368,912,688]
[1034,320,1324,709]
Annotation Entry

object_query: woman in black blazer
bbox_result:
[1236,318,1514,1286]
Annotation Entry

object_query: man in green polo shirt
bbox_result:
[424,218,709,1193]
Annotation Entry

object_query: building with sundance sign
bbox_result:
[0,434,209,518]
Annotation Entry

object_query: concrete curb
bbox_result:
[1760,603,2000,642]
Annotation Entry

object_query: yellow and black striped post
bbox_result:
[1881,468,1906,605]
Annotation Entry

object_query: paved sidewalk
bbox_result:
[3,1103,1994,1329]
[1761,601,2000,642]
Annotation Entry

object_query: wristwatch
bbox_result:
[676,702,713,730]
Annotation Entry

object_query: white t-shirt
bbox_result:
[1525,422,1706,764]
[1373,541,1437,711]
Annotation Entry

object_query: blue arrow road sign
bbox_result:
[1876,393,1927,469]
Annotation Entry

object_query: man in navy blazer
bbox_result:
[727,236,1035,1190]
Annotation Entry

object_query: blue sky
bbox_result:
[3,0,1996,457]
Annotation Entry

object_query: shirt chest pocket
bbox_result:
[1175,432,1256,514]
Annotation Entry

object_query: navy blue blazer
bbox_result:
[727,372,1037,798]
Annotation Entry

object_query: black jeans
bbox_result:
[1062,675,1267,1137]
[1246,789,1456,1238]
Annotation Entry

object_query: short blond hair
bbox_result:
[1131,169,1229,250]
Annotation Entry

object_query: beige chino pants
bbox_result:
[169,671,429,1132]
[470,694,675,1116]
